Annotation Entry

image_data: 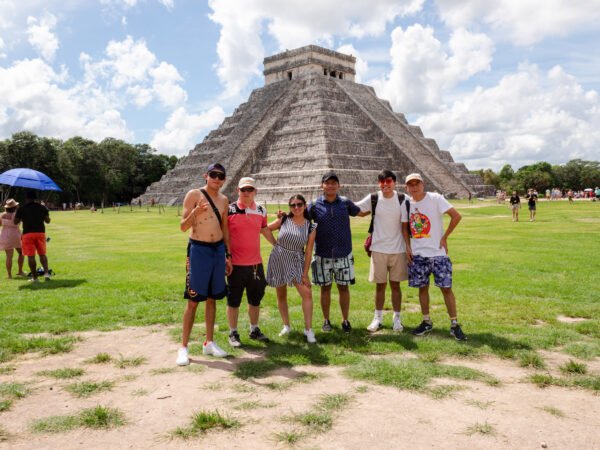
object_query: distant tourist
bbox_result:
[0,199,26,279]
[526,188,538,221]
[595,187,600,201]
[308,172,361,333]
[403,173,467,341]
[509,191,521,222]
[13,190,51,282]
[567,189,574,204]
[266,194,318,343]
[355,170,410,332]
[226,177,277,348]
[176,163,230,365]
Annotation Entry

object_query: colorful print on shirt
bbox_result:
[410,208,431,239]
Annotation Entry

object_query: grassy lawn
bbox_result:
[1,200,599,373]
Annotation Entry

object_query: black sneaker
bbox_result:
[322,320,333,332]
[341,320,352,333]
[450,324,467,341]
[412,320,433,336]
[228,331,242,348]
[249,327,270,342]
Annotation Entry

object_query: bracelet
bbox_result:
[226,253,232,258]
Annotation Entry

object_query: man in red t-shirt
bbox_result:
[226,177,277,347]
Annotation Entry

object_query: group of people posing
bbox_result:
[176,163,467,365]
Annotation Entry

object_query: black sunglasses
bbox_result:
[289,203,304,208]
[240,187,255,193]
[208,171,225,180]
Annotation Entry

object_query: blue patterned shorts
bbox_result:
[408,255,453,288]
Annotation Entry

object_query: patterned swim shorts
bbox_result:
[311,253,355,286]
[408,255,453,289]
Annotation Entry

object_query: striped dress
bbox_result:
[266,218,317,287]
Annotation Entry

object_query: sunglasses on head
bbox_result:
[208,171,225,180]
[240,187,255,193]
[378,178,395,185]
[289,202,304,208]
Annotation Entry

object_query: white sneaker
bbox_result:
[393,317,404,332]
[203,341,227,358]
[367,317,383,332]
[44,272,51,280]
[304,329,317,344]
[176,347,190,366]
[279,325,291,337]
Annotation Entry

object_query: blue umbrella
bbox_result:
[0,168,62,191]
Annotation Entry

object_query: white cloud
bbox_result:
[158,0,174,9]
[371,24,493,113]
[435,0,600,46]
[150,106,226,156]
[26,13,59,61]
[0,37,6,59]
[0,57,133,141]
[150,62,187,108]
[0,35,191,144]
[80,36,186,109]
[416,64,600,169]
[208,0,425,98]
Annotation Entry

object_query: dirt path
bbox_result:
[1,326,599,449]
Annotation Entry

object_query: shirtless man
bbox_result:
[176,163,232,365]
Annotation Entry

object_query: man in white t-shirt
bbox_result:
[356,170,410,332]
[403,173,467,341]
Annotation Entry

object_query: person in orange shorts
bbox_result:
[14,190,51,282]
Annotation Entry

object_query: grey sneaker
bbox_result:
[412,320,433,336]
[341,320,352,333]
[450,324,467,341]
[249,327,270,342]
[228,331,242,348]
[322,320,333,332]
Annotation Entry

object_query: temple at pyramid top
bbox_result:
[136,45,492,205]
[263,45,356,84]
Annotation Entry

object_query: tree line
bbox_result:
[471,159,600,193]
[0,131,178,205]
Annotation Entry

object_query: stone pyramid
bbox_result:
[138,45,491,205]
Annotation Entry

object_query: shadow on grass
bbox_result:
[18,279,87,290]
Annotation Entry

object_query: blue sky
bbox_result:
[1,0,599,170]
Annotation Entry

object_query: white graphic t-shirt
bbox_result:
[356,191,409,254]
[408,192,452,258]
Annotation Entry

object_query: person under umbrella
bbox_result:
[14,190,51,282]
[0,199,26,279]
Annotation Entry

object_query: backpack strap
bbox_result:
[200,189,222,227]
[367,193,378,234]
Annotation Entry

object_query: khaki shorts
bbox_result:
[369,251,408,283]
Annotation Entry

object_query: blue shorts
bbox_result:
[408,255,453,289]
[184,239,227,302]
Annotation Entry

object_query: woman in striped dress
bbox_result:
[266,194,317,343]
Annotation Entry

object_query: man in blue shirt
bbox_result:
[308,172,360,333]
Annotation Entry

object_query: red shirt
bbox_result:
[227,200,267,266]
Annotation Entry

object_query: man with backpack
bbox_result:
[356,170,410,332]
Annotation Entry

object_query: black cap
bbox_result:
[206,163,226,176]
[321,171,339,183]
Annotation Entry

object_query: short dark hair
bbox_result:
[377,170,396,182]
[26,190,37,200]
